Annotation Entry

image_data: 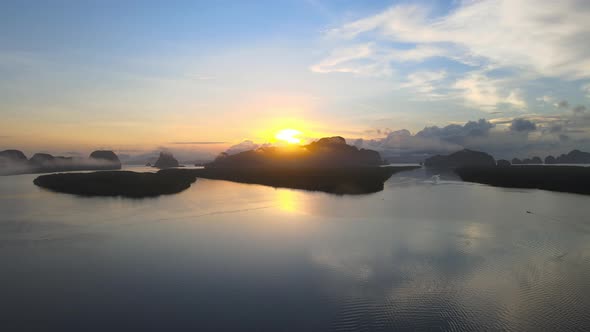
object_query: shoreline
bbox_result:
[33,166,420,197]
[455,165,590,195]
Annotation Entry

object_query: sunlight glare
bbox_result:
[275,129,302,144]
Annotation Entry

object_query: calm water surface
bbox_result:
[1,167,590,331]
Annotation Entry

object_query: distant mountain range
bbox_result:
[0,149,121,175]
[424,149,590,169]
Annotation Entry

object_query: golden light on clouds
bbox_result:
[253,116,330,145]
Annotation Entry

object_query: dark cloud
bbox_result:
[353,111,590,160]
[557,100,569,108]
[416,119,495,145]
[352,120,495,158]
[573,105,587,114]
[510,118,537,132]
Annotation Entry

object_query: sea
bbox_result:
[1,166,589,331]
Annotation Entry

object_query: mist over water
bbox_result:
[0,157,122,176]
[1,167,590,331]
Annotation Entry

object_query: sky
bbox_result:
[1,0,590,160]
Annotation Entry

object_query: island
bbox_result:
[455,166,590,195]
[34,169,197,198]
[193,136,416,194]
[208,136,383,168]
[1,149,122,175]
[424,149,496,168]
[422,148,590,195]
[545,150,590,164]
[154,152,180,169]
[32,137,420,197]
[190,166,416,195]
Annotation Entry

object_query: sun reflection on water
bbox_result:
[276,189,300,213]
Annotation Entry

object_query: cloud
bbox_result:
[223,140,271,155]
[556,100,570,109]
[353,129,462,157]
[417,119,495,140]
[309,43,392,76]
[355,110,590,159]
[537,95,555,104]
[353,119,496,156]
[453,73,526,110]
[324,0,590,79]
[400,70,447,97]
[186,74,216,81]
[169,141,227,145]
[548,124,563,133]
[314,0,590,109]
[391,45,450,62]
[509,118,537,132]
[573,105,587,114]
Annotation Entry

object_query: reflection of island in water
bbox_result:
[33,137,419,197]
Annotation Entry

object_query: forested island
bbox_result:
[455,166,590,195]
[34,170,197,198]
[423,149,590,195]
[27,138,590,197]
[32,137,418,196]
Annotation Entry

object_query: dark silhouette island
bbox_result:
[33,137,419,197]
[191,136,416,194]
[191,167,411,195]
[89,150,122,168]
[545,150,590,164]
[423,148,590,195]
[208,136,382,168]
[34,170,197,198]
[456,166,590,195]
[0,149,28,163]
[154,152,180,169]
[29,153,56,166]
[545,155,556,164]
[510,156,542,164]
[424,149,496,168]
[1,149,122,175]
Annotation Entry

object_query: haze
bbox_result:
[2,0,590,161]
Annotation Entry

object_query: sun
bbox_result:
[275,129,302,144]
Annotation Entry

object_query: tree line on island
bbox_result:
[4,136,590,197]
[424,149,590,168]
[423,149,590,195]
[30,136,416,197]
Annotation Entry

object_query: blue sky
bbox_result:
[1,0,590,158]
